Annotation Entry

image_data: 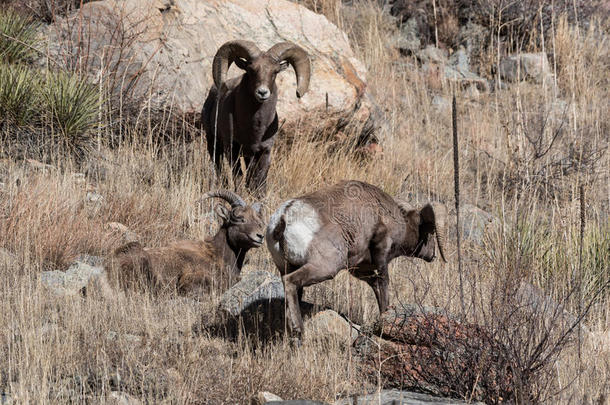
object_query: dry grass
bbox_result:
[0,1,608,404]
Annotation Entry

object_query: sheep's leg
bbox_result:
[368,228,392,315]
[366,272,390,315]
[245,148,271,194]
[282,263,337,334]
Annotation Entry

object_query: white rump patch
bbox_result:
[266,199,321,268]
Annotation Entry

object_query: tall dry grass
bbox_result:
[0,1,608,403]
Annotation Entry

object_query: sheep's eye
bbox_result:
[231,214,245,224]
[278,61,289,71]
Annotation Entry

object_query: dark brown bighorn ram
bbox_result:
[202,40,311,193]
[106,190,265,294]
[266,180,448,335]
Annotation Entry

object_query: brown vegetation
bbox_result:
[0,0,607,403]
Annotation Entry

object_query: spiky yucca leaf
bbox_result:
[0,63,40,126]
[42,71,101,150]
[0,10,40,64]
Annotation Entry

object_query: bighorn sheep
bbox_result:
[266,180,448,334]
[107,190,265,294]
[202,40,311,193]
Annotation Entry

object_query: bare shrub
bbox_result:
[0,0,94,23]
[482,89,607,199]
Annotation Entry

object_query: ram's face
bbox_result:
[238,55,288,103]
[412,220,437,262]
[227,204,265,249]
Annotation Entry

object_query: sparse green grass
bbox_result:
[41,71,101,151]
[0,9,39,64]
[0,63,40,125]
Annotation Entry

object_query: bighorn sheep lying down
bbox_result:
[107,190,265,294]
[202,40,311,193]
[266,180,448,334]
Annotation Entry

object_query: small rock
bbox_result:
[106,222,140,243]
[106,331,143,345]
[335,390,484,405]
[417,45,448,65]
[86,191,104,204]
[252,391,284,405]
[445,48,489,92]
[74,254,104,267]
[451,204,500,245]
[108,391,141,405]
[71,172,87,185]
[216,270,287,340]
[303,310,359,345]
[448,47,470,75]
[457,22,488,57]
[40,257,106,297]
[499,52,552,83]
[0,248,18,268]
[394,17,421,55]
[219,271,285,317]
[267,402,328,405]
[516,282,589,334]
[431,95,451,114]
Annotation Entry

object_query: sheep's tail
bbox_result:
[272,215,286,242]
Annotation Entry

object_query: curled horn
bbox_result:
[202,190,247,208]
[266,42,311,98]
[420,203,448,262]
[212,40,261,89]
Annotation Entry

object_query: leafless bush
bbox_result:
[487,92,607,199]
[0,0,93,23]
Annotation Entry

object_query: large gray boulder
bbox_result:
[45,0,374,134]
[216,270,286,339]
[419,46,488,92]
[335,390,485,405]
[219,270,284,317]
[499,52,552,84]
[451,203,500,245]
[40,255,106,296]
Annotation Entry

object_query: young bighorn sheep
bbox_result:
[266,180,448,335]
[107,190,265,294]
[202,40,311,193]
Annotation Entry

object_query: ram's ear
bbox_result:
[279,60,289,71]
[234,57,250,70]
[215,204,230,222]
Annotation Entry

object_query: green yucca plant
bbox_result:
[0,63,40,126]
[0,9,40,64]
[42,71,101,151]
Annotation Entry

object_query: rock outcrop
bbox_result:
[499,53,553,84]
[40,255,106,297]
[46,0,377,142]
[335,390,485,405]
